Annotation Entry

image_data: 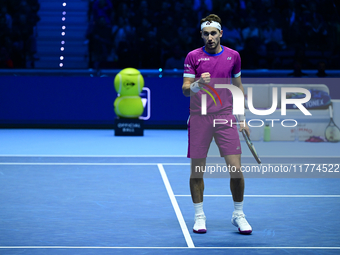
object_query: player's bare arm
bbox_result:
[182,77,194,97]
[232,76,250,135]
[182,72,211,97]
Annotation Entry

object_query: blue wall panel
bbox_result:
[0,76,189,128]
[1,76,339,128]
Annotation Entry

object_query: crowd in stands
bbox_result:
[86,0,340,71]
[0,0,339,71]
[0,0,40,68]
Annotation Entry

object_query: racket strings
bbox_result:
[325,125,340,142]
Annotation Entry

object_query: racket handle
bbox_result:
[329,105,333,119]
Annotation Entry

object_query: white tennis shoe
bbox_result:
[193,214,207,233]
[231,212,252,234]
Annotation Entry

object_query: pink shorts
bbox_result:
[187,114,242,158]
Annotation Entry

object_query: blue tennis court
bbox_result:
[0,129,340,255]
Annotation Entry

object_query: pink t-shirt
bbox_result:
[184,46,241,115]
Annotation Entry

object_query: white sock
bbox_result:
[233,201,244,214]
[193,202,204,216]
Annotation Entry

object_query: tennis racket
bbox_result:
[241,129,261,164]
[325,104,340,142]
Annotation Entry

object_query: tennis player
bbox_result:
[182,14,252,234]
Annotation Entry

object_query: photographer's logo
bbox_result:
[200,84,312,128]
[200,84,222,112]
[201,84,311,116]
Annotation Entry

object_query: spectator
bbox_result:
[214,0,237,16]
[164,45,184,69]
[26,0,40,15]
[113,16,135,50]
[134,0,156,28]
[221,19,243,51]
[0,6,13,68]
[113,17,138,68]
[91,0,113,25]
[241,18,264,68]
[238,0,248,21]
[288,61,307,77]
[242,18,261,41]
[282,0,305,50]
[262,18,285,51]
[24,0,40,65]
[193,0,213,22]
[220,0,238,21]
[173,2,184,27]
[136,17,156,46]
[316,61,327,77]
[158,15,176,66]
[177,18,195,52]
[6,0,40,68]
[181,0,197,26]
[193,0,213,13]
[0,46,13,68]
[117,2,133,21]
[106,10,119,66]
[0,4,12,49]
[86,16,112,69]
[304,13,328,50]
[11,14,32,67]
[0,5,12,30]
[156,1,172,22]
[139,31,161,68]
[258,0,280,24]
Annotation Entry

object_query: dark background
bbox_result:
[0,0,340,128]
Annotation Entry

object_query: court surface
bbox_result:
[0,129,340,255]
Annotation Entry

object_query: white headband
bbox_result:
[201,21,221,31]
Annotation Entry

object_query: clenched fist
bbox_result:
[197,72,210,86]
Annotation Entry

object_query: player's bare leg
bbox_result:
[190,158,206,203]
[224,154,252,234]
[190,158,207,233]
[224,154,244,202]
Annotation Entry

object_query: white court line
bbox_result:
[0,155,338,158]
[0,246,339,249]
[0,163,190,166]
[0,163,336,166]
[175,195,340,198]
[0,155,187,157]
[157,164,194,248]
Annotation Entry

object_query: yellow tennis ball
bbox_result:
[114,96,144,118]
[114,68,144,96]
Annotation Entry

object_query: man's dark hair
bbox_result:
[200,14,222,27]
